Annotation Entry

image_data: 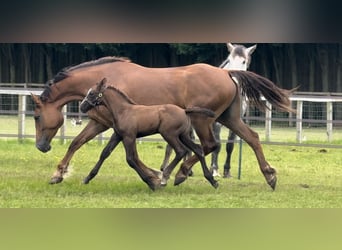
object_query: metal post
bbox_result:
[237,98,245,180]
[296,101,303,143]
[18,95,26,142]
[265,101,272,141]
[98,132,104,145]
[326,102,333,142]
[60,105,67,144]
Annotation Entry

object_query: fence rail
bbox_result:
[1,86,342,148]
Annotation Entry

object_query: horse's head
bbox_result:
[220,43,257,70]
[80,78,108,113]
[31,94,64,152]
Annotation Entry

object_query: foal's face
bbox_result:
[80,88,103,113]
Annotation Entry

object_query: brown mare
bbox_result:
[79,78,218,189]
[31,56,295,190]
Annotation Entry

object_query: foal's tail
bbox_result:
[185,107,216,118]
[228,70,298,113]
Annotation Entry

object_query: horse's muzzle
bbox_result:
[36,141,51,153]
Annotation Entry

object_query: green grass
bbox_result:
[0,139,341,208]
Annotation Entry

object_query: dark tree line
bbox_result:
[0,43,341,92]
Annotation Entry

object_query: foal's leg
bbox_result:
[83,133,122,184]
[50,120,109,184]
[160,137,187,186]
[122,136,161,191]
[174,120,219,186]
[210,122,222,177]
[160,144,173,171]
[160,129,194,176]
[180,134,218,189]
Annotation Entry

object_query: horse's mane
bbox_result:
[106,86,137,105]
[40,56,130,102]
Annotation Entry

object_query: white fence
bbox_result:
[1,87,342,148]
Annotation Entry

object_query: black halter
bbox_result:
[82,89,103,107]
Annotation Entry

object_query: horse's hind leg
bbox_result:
[180,134,218,189]
[222,130,236,178]
[210,122,222,177]
[83,133,122,184]
[221,117,277,190]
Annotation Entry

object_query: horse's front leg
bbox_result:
[50,120,109,184]
[122,136,161,191]
[83,132,122,184]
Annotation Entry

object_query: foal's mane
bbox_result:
[105,86,137,105]
[40,56,130,101]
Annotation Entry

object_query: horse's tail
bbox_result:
[228,70,298,113]
[185,107,216,118]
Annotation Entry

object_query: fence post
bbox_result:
[18,95,26,142]
[326,102,333,142]
[265,101,272,141]
[60,105,67,144]
[98,132,104,145]
[296,100,303,143]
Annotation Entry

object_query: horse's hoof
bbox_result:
[174,176,187,186]
[212,181,219,189]
[268,175,277,190]
[49,176,63,184]
[223,170,232,178]
[83,178,90,184]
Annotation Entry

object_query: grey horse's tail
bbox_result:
[185,107,216,118]
[228,70,298,113]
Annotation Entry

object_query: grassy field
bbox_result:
[0,138,341,208]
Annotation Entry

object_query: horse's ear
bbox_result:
[227,43,235,52]
[31,93,42,108]
[246,44,257,55]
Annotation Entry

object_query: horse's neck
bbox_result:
[47,74,98,108]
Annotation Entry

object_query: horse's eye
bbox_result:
[34,115,40,121]
[242,60,246,64]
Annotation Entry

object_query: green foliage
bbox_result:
[1,139,341,208]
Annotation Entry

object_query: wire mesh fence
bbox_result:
[1,87,342,148]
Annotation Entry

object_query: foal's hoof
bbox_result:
[83,177,91,184]
[147,178,162,191]
[268,175,277,190]
[49,176,63,184]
